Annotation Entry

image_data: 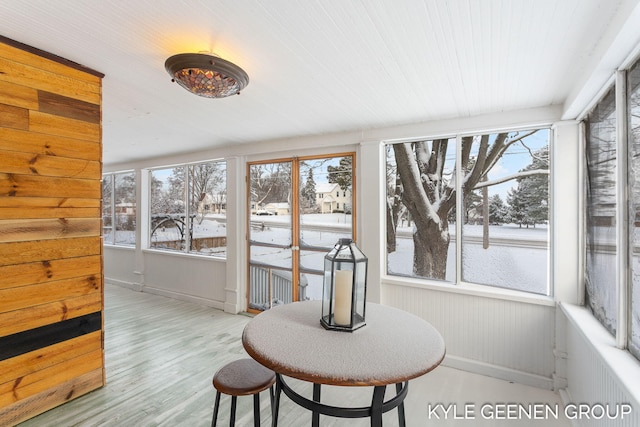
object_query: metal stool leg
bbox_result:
[230,396,237,427]
[396,383,406,427]
[254,393,261,427]
[272,376,282,427]
[212,391,221,427]
[269,385,274,413]
[312,383,321,427]
[370,386,386,427]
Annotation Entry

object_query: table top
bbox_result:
[242,300,446,387]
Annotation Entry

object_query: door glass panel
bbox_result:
[248,161,293,311]
[248,155,355,311]
[299,156,354,301]
[249,245,292,270]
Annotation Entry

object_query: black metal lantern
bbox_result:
[321,238,368,332]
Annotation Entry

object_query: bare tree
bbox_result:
[385,147,403,253]
[391,131,545,279]
[250,162,292,208]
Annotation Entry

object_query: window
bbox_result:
[149,160,227,257]
[102,171,136,246]
[386,129,550,295]
[585,87,617,335]
[628,60,640,359]
[584,55,640,361]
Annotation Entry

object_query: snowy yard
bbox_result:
[107,213,551,296]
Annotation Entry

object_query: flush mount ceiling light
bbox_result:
[164,53,249,98]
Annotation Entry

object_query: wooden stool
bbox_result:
[211,358,276,427]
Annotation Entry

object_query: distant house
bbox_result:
[198,193,226,215]
[315,183,351,214]
[263,202,290,215]
[115,201,135,216]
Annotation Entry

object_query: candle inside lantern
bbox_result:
[333,269,353,326]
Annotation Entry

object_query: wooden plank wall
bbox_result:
[0,36,104,426]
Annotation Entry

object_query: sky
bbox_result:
[428,129,550,201]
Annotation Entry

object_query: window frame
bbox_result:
[102,170,136,247]
[147,159,227,258]
[383,125,553,300]
[580,65,639,358]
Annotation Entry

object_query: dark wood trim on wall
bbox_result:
[0,35,105,78]
[0,312,102,361]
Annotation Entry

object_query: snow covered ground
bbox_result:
[107,213,551,296]
[389,224,549,295]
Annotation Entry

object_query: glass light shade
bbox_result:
[165,53,249,98]
[321,238,368,332]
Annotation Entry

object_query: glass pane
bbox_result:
[585,87,617,335]
[102,176,113,244]
[298,155,354,302]
[461,130,550,295]
[385,139,457,282]
[249,162,292,246]
[299,250,326,300]
[248,161,293,310]
[150,167,186,252]
[188,161,227,257]
[250,245,292,270]
[114,172,136,246]
[299,156,353,249]
[629,60,640,359]
[248,266,294,310]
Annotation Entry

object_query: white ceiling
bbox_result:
[0,0,639,166]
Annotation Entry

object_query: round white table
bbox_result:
[242,300,445,426]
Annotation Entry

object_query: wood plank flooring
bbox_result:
[19,284,570,426]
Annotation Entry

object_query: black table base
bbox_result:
[272,373,408,427]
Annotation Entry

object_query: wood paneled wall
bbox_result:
[0,36,104,426]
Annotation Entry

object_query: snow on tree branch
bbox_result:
[473,169,549,189]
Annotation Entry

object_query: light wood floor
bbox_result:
[19,284,570,426]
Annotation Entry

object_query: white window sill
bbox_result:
[382,275,556,306]
[103,243,135,250]
[142,247,226,262]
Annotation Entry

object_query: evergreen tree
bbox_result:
[506,145,549,227]
[327,156,352,191]
[301,168,317,209]
[506,187,527,227]
[488,194,508,224]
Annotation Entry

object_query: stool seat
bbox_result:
[211,358,276,427]
[213,358,276,396]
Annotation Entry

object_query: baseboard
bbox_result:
[443,354,555,390]
[105,278,225,311]
[104,277,143,292]
[140,285,226,311]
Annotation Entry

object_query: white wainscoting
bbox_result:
[381,282,556,389]
[104,246,228,310]
[560,304,640,427]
